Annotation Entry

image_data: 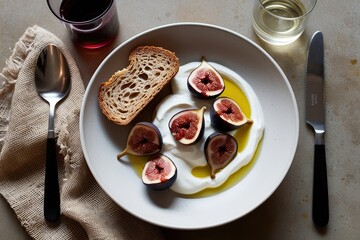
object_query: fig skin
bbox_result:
[210,97,253,132]
[142,153,177,191]
[168,106,206,145]
[187,58,225,99]
[205,132,238,179]
[117,122,163,159]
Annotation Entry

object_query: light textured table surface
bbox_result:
[1,0,359,239]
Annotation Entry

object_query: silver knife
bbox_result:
[306,31,329,227]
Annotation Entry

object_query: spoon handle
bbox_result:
[44,134,60,222]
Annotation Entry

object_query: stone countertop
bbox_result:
[1,0,359,239]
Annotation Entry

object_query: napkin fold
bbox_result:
[0,25,165,240]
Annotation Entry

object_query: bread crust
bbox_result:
[98,46,180,125]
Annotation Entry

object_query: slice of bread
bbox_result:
[98,46,180,125]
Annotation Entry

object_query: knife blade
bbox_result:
[306,31,329,227]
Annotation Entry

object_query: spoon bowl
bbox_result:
[35,44,71,222]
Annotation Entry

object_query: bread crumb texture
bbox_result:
[98,46,180,125]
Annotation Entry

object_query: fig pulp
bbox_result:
[205,132,238,178]
[187,58,225,99]
[210,97,253,132]
[142,154,177,191]
[168,107,206,145]
[117,122,162,159]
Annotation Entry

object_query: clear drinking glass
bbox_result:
[253,0,317,45]
[47,0,119,49]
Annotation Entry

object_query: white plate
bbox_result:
[80,22,299,229]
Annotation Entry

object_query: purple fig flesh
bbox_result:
[142,154,177,191]
[205,132,238,178]
[168,106,206,145]
[117,122,162,159]
[210,97,253,131]
[187,58,225,99]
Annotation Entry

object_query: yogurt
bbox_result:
[152,62,265,195]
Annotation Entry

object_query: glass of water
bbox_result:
[253,0,317,45]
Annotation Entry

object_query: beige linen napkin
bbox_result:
[0,25,165,240]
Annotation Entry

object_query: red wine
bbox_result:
[60,0,119,49]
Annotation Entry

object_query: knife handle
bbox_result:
[312,144,329,227]
[44,136,60,222]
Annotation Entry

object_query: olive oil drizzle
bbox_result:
[187,141,262,198]
[127,75,263,197]
[191,77,252,177]
[189,77,260,197]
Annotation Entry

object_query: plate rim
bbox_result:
[80,22,299,229]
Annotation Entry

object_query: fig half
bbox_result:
[205,132,238,178]
[210,97,253,132]
[168,106,206,145]
[187,58,225,99]
[117,122,162,159]
[142,153,177,191]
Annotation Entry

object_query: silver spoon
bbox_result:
[35,44,71,222]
